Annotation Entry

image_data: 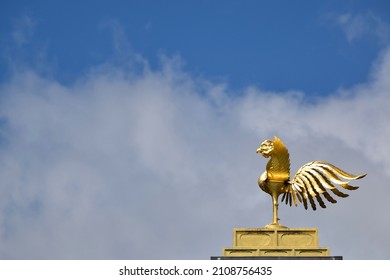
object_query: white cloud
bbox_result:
[336,12,390,43]
[11,14,36,47]
[0,45,389,259]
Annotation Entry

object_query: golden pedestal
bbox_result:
[223,228,330,257]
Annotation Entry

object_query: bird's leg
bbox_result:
[272,192,279,225]
[264,182,287,229]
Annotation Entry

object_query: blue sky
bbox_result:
[2,0,389,94]
[0,1,390,259]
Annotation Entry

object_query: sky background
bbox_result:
[0,0,389,259]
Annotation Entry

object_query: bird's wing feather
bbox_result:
[281,161,366,210]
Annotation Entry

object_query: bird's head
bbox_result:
[256,139,274,158]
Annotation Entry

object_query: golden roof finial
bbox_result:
[256,136,366,229]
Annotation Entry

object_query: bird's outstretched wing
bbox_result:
[281,161,366,210]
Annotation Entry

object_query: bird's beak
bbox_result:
[256,148,261,154]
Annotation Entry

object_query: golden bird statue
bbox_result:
[256,136,366,229]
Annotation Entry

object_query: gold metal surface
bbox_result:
[223,228,330,257]
[256,136,366,228]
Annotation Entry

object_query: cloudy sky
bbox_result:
[0,0,389,259]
